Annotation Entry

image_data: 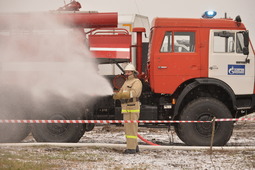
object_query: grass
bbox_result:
[0,151,57,169]
[0,146,108,169]
[1,145,254,169]
[0,159,55,169]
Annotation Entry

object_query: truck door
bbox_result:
[209,30,254,94]
[153,30,200,94]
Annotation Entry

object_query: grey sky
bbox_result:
[0,0,254,42]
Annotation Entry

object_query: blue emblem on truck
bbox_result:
[228,65,245,75]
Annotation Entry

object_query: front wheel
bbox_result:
[175,97,233,146]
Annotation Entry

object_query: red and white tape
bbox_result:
[0,118,255,124]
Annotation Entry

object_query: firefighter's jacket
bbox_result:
[119,75,142,112]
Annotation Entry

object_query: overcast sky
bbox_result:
[0,0,254,41]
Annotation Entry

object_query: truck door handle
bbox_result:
[209,65,218,70]
[236,59,250,64]
[158,66,168,69]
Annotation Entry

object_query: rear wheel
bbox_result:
[0,112,31,143]
[0,86,32,143]
[175,97,233,146]
[32,108,86,143]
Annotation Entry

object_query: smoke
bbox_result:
[0,12,113,119]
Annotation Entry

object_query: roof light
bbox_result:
[202,11,217,18]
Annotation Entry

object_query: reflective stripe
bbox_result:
[125,135,137,139]
[121,109,140,113]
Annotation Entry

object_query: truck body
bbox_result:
[0,2,254,146]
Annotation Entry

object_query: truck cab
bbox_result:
[147,15,255,145]
[149,17,254,96]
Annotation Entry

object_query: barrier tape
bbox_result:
[0,117,255,124]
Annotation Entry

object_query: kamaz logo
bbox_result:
[228,65,245,75]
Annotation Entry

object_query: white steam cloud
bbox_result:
[0,15,112,98]
[0,2,115,143]
[0,13,113,114]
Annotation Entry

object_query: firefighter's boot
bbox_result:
[123,149,136,154]
[136,145,139,153]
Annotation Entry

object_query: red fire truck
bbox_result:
[0,2,254,146]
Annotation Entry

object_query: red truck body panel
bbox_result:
[89,34,131,64]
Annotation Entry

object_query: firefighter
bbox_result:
[113,63,142,154]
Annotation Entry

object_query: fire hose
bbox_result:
[137,134,160,146]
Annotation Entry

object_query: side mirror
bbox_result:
[243,31,249,55]
[243,47,249,56]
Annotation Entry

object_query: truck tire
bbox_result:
[0,104,31,143]
[175,97,233,146]
[0,120,31,143]
[32,109,86,143]
[0,86,31,143]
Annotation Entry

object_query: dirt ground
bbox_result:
[1,119,255,169]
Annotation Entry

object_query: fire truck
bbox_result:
[0,1,254,146]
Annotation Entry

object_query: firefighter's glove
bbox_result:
[120,91,130,99]
[113,91,131,100]
[113,93,122,100]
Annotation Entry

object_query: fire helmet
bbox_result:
[124,63,138,73]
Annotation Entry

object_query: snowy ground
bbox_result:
[75,122,255,169]
[1,116,255,169]
[80,122,255,147]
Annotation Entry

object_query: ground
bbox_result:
[0,119,255,169]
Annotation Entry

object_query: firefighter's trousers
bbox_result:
[122,102,140,149]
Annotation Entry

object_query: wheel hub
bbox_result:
[196,114,215,136]
[47,114,69,135]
